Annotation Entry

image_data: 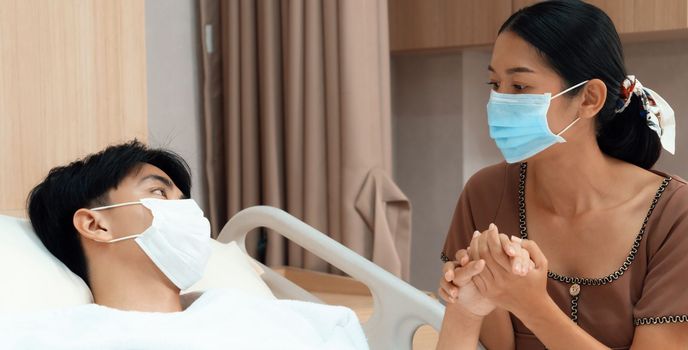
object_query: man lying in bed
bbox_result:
[6,141,366,349]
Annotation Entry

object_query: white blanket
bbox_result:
[0,288,369,350]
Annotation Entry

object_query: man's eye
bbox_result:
[152,188,167,197]
[513,84,527,90]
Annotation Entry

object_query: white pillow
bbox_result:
[0,214,274,312]
[0,215,93,311]
[184,240,275,299]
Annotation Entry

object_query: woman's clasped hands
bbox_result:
[438,224,549,318]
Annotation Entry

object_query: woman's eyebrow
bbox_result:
[487,65,536,74]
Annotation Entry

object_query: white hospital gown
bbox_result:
[0,288,369,350]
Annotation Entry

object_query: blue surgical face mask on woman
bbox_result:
[487,80,589,163]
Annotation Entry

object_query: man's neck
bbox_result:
[88,261,182,312]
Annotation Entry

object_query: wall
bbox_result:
[625,40,688,177]
[392,38,688,292]
[0,0,147,217]
[461,49,503,184]
[392,53,464,292]
[145,0,207,210]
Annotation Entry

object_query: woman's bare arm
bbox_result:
[437,303,484,350]
[480,308,515,350]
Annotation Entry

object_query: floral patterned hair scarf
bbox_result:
[615,75,675,154]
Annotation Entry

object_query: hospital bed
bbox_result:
[0,206,473,350]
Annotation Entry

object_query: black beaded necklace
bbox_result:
[517,162,671,324]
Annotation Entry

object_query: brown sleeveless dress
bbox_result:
[442,162,688,349]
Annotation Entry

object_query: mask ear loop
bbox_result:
[88,201,145,243]
[90,201,142,211]
[90,234,143,243]
[97,234,142,243]
[556,117,581,137]
[551,80,589,137]
[551,80,589,100]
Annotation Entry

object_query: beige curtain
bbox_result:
[199,0,410,280]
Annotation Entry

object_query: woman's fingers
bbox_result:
[454,249,469,267]
[477,226,501,282]
[439,276,458,303]
[515,237,547,269]
[486,225,512,272]
[443,249,470,284]
[443,261,459,282]
[439,284,455,303]
[499,234,519,257]
[452,259,485,287]
[517,245,532,276]
[469,231,481,261]
[498,234,525,275]
[438,258,486,303]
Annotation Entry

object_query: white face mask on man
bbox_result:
[90,198,212,290]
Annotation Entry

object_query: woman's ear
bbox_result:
[578,78,607,120]
[73,209,114,243]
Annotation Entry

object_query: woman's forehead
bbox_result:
[490,32,551,75]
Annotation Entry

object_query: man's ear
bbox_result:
[73,209,114,243]
[578,78,607,121]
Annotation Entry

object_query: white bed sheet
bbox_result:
[0,288,368,350]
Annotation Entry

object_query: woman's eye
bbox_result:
[513,84,527,90]
[487,81,500,90]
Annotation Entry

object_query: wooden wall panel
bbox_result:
[513,0,688,34]
[389,0,513,51]
[391,0,688,52]
[0,0,147,217]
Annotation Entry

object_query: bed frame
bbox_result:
[217,206,445,350]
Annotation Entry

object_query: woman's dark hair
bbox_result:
[499,0,661,169]
[27,140,192,285]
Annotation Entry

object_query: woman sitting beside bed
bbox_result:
[4,141,366,350]
[437,1,687,349]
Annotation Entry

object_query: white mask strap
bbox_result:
[556,117,581,137]
[89,201,145,243]
[552,80,589,100]
[93,234,143,244]
[90,201,142,211]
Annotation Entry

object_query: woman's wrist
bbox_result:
[437,303,485,350]
[446,301,486,324]
[507,289,547,320]
[513,293,558,331]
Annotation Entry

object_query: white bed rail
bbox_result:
[217,206,445,350]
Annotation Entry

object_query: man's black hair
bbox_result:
[27,140,192,285]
